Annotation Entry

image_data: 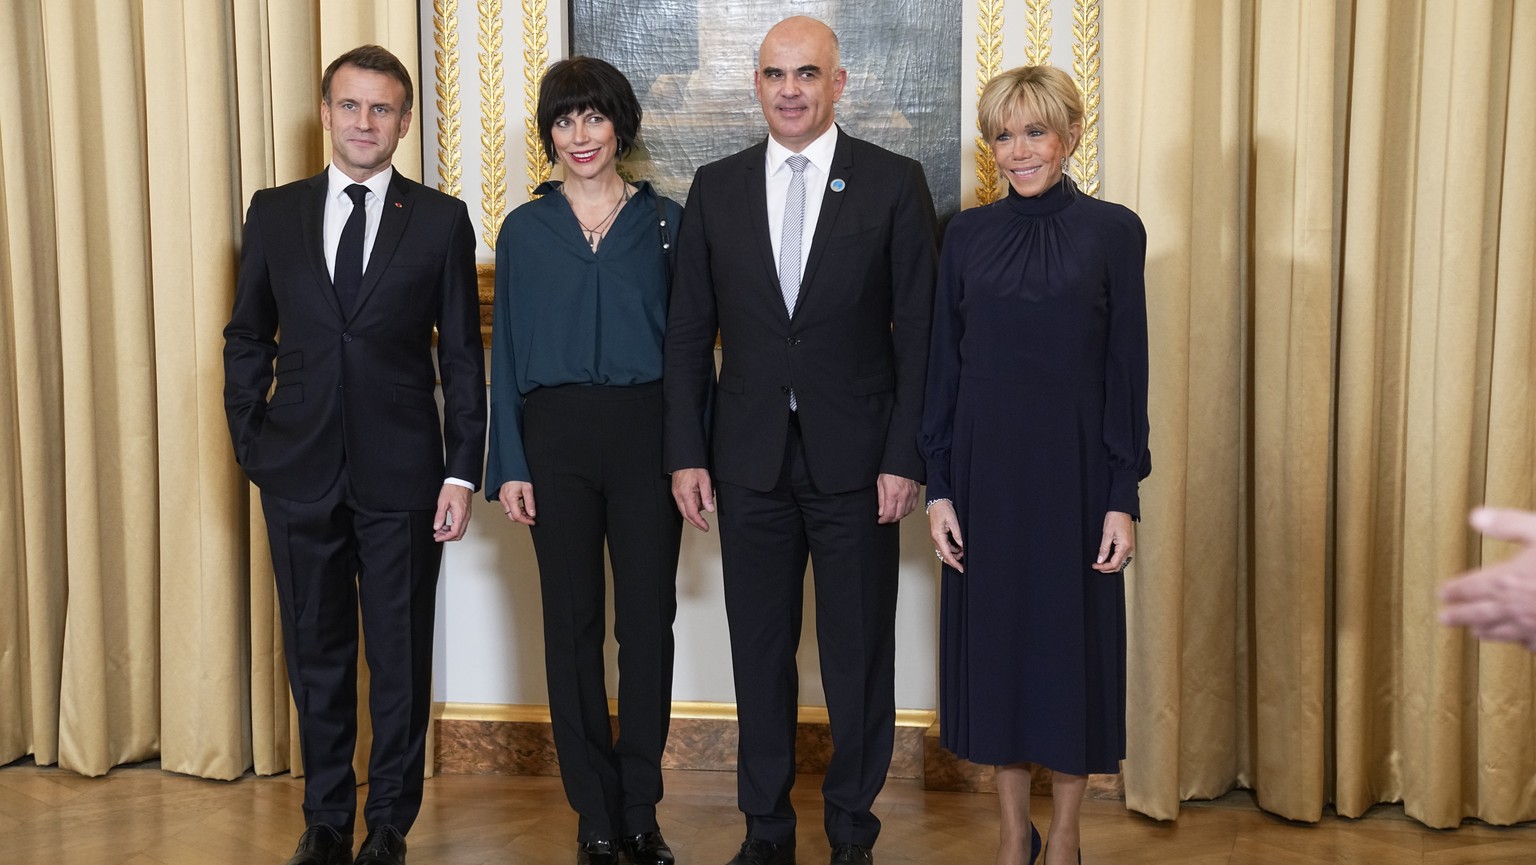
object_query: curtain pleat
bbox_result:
[144,0,253,781]
[0,0,68,770]
[1109,0,1249,821]
[1247,0,1338,822]
[1331,0,1423,821]
[46,0,163,777]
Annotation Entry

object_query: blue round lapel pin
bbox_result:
[829,178,846,193]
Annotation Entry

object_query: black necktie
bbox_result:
[334,183,369,314]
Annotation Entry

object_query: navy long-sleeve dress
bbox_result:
[919,179,1150,774]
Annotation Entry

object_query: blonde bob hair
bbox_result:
[977,65,1083,155]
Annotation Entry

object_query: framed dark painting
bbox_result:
[570,0,963,221]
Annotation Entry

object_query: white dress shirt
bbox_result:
[323,164,393,279]
[765,125,839,285]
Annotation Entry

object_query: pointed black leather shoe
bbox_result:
[725,837,796,865]
[353,825,406,865]
[829,843,872,865]
[285,824,353,865]
[579,839,621,864]
[622,831,676,865]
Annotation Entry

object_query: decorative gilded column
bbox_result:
[478,0,507,249]
[521,0,551,199]
[433,0,463,198]
[973,0,1005,206]
[1023,0,1053,67]
[1071,0,1102,196]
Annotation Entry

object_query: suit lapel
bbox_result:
[740,141,780,297]
[795,130,852,312]
[352,170,412,320]
[301,172,345,321]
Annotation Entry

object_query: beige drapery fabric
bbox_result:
[0,0,418,781]
[1108,0,1536,827]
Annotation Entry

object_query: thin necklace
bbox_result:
[561,183,629,251]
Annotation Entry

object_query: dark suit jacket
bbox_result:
[223,169,486,510]
[664,129,938,494]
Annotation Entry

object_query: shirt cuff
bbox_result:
[444,477,475,490]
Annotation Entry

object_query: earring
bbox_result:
[1061,156,1079,197]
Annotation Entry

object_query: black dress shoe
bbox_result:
[578,839,621,864]
[285,824,353,865]
[725,837,795,865]
[829,843,872,865]
[353,825,407,865]
[622,831,676,865]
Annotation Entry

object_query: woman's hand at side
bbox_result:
[1092,510,1134,573]
[498,480,537,526]
[928,499,965,573]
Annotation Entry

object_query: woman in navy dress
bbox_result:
[920,65,1150,865]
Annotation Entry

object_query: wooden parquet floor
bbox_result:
[3,761,1536,865]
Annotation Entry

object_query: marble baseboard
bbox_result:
[435,703,1123,798]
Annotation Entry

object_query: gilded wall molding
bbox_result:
[433,0,463,198]
[1023,0,1053,67]
[1071,0,1102,196]
[521,0,551,199]
[435,700,937,728]
[973,0,1005,206]
[478,0,508,249]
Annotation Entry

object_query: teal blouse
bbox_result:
[485,180,682,490]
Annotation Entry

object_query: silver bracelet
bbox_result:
[924,497,952,515]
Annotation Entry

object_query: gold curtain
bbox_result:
[1107,0,1536,827]
[0,0,418,781]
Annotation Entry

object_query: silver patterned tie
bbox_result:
[779,154,809,410]
[778,154,810,317]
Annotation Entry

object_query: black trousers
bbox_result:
[523,382,682,842]
[716,417,899,849]
[261,465,441,835]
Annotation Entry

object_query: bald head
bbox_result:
[760,15,840,68]
[754,16,847,151]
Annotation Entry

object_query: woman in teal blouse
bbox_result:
[485,56,683,865]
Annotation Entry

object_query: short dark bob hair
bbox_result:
[323,44,415,115]
[536,56,641,163]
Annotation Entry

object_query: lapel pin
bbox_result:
[393,201,403,208]
[829,178,846,193]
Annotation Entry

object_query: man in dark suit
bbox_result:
[664,16,938,865]
[223,45,485,865]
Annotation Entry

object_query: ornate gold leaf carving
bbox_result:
[522,0,551,199]
[434,0,463,198]
[1072,0,1102,197]
[974,0,1005,206]
[1024,0,1052,67]
[478,0,507,249]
